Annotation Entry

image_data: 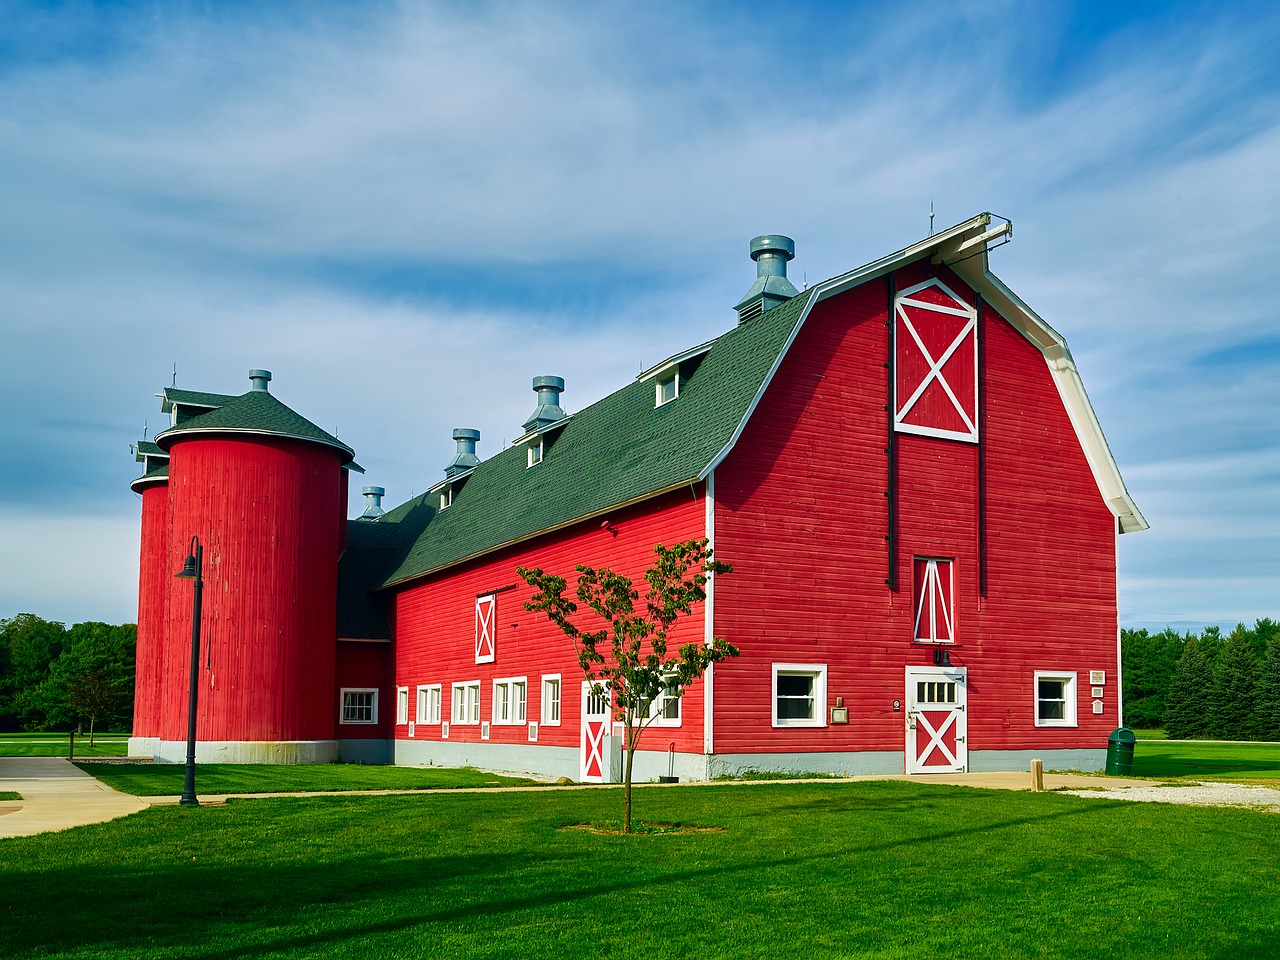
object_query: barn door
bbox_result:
[905,666,967,773]
[580,682,611,783]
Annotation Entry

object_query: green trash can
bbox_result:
[1105,727,1136,776]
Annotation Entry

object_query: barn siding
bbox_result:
[712,265,1117,763]
[391,487,706,757]
[335,639,394,739]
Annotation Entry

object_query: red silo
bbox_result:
[128,468,171,755]
[153,369,354,763]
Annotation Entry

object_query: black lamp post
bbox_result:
[174,536,204,806]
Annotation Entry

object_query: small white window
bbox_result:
[656,372,679,406]
[527,438,544,467]
[541,675,562,726]
[1034,672,1078,727]
[451,681,481,725]
[340,688,378,725]
[396,686,409,725]
[493,677,528,725]
[440,486,453,510]
[647,675,682,727]
[772,664,827,728]
[417,684,441,724]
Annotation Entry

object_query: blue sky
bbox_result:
[1,0,1277,629]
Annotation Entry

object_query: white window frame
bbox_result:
[646,674,682,727]
[527,437,544,467]
[772,664,828,728]
[451,681,481,725]
[541,674,562,726]
[396,686,409,725]
[655,371,679,407]
[1034,671,1078,728]
[340,688,378,725]
[417,684,441,725]
[913,557,954,644]
[492,676,528,725]
[440,485,452,510]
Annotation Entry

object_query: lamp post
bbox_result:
[174,536,204,806]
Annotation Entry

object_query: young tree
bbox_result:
[66,670,128,745]
[518,539,738,834]
[1209,627,1258,741]
[1164,638,1212,739]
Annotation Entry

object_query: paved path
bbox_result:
[0,757,148,839]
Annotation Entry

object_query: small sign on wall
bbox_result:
[481,721,491,740]
[1090,670,1106,685]
[1092,687,1105,698]
[1092,700,1104,714]
[408,721,416,738]
[528,722,539,743]
[441,722,450,739]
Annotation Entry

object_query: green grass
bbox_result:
[0,733,128,757]
[0,791,20,801]
[73,762,542,795]
[1129,727,1167,740]
[1132,739,1280,781]
[1,780,1277,958]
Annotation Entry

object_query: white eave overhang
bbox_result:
[637,340,716,382]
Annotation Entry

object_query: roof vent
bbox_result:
[249,369,272,392]
[734,235,799,322]
[359,486,386,520]
[445,428,480,477]
[522,376,567,432]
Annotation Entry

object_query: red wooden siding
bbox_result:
[132,482,170,738]
[162,436,344,743]
[335,640,393,739]
[392,487,706,754]
[712,262,1117,760]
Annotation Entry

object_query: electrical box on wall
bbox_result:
[830,706,849,724]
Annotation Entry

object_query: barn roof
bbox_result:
[337,519,397,640]
[368,213,1144,590]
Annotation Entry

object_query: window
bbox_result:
[527,437,543,467]
[493,677,528,724]
[475,594,496,664]
[772,664,827,728]
[417,684,441,724]
[340,688,378,725]
[440,485,452,510]
[451,681,481,724]
[541,675,562,726]
[1034,672,1078,727]
[396,686,409,725]
[656,372,679,406]
[647,675,682,726]
[913,557,954,644]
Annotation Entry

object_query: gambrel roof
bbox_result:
[374,213,1145,592]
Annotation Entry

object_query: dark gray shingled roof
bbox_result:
[154,389,356,463]
[337,519,396,640]
[375,287,816,588]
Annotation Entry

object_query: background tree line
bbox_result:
[0,613,136,738]
[1122,618,1280,740]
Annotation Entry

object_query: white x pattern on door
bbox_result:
[894,279,979,443]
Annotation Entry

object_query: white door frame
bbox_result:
[905,665,968,774]
[580,681,611,783]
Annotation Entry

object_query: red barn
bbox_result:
[129,213,1146,778]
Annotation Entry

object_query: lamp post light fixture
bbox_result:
[174,535,204,806]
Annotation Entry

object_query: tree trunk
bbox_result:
[88,716,95,747]
[623,721,636,834]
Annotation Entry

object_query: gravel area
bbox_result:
[1062,780,1280,811]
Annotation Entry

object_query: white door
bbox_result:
[580,681,611,783]
[905,666,967,773]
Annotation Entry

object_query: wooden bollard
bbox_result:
[1030,758,1044,792]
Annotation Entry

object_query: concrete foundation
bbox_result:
[152,739,339,764]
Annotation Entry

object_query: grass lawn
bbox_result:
[1132,739,1280,781]
[0,733,128,757]
[73,762,542,795]
[1,780,1277,959]
[1130,727,1166,740]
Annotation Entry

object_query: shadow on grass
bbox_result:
[0,789,1125,960]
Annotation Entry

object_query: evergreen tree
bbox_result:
[1209,628,1258,741]
[1164,638,1212,739]
[1121,628,1181,727]
[1255,636,1280,743]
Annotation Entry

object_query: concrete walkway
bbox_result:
[0,757,148,839]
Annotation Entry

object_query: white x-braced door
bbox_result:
[905,666,967,773]
[580,681,611,783]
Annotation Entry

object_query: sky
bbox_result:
[0,0,1277,631]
